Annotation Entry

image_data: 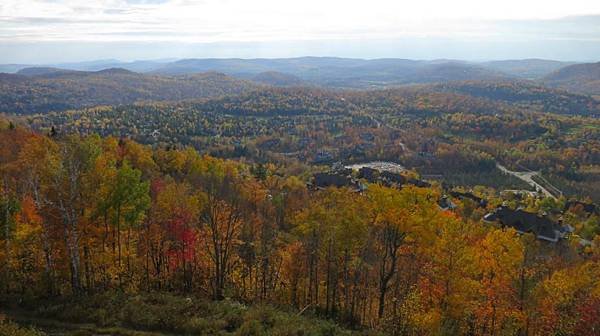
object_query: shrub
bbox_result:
[0,317,46,336]
[24,293,368,335]
[237,319,264,336]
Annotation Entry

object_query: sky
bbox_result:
[1,0,600,63]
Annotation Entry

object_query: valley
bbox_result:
[3,1,600,334]
[1,57,600,336]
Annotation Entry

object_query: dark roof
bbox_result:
[380,171,407,185]
[357,167,379,183]
[313,172,354,188]
[484,206,564,242]
[408,178,431,188]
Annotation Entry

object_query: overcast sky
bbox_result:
[1,0,600,63]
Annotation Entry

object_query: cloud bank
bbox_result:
[1,0,600,62]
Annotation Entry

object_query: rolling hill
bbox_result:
[543,62,600,96]
[249,71,307,87]
[480,59,574,79]
[150,57,509,88]
[3,57,591,91]
[2,58,598,116]
[431,80,600,116]
[0,68,258,114]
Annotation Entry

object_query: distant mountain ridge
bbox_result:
[1,57,584,89]
[16,67,82,77]
[2,58,599,115]
[17,67,137,77]
[149,57,509,88]
[481,59,575,79]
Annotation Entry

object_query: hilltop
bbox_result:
[0,69,257,114]
[543,61,600,96]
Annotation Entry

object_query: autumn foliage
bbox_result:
[0,123,599,335]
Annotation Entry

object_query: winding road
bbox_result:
[496,163,561,199]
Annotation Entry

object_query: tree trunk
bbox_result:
[67,218,81,293]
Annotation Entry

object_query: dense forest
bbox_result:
[3,0,600,330]
[1,119,599,335]
[0,70,257,114]
[20,85,600,202]
[2,65,600,335]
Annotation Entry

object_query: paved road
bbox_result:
[496,163,558,199]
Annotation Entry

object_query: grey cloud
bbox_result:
[103,6,155,15]
[90,30,223,37]
[1,11,600,62]
[124,0,170,4]
[0,16,124,25]
[103,8,136,15]
[0,15,163,27]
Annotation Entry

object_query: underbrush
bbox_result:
[16,292,369,336]
[0,316,46,336]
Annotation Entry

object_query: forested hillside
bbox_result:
[543,61,600,96]
[1,121,599,336]
[250,71,307,87]
[0,69,257,114]
[431,80,600,116]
